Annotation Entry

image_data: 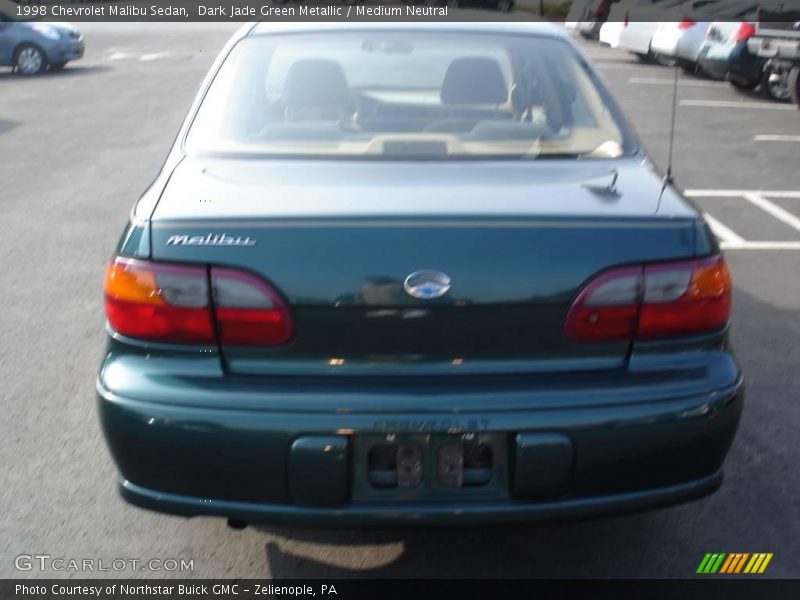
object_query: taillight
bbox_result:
[623,11,629,28]
[104,257,294,346]
[678,19,696,30]
[638,256,731,339]
[565,256,731,342]
[564,266,642,342]
[104,257,215,344]
[210,267,293,346]
[730,22,756,43]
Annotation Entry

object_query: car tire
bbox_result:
[788,66,800,109]
[761,65,791,102]
[497,0,514,11]
[14,44,47,76]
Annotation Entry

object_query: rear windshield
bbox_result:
[186,31,631,159]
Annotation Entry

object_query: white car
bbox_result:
[650,0,758,70]
[600,0,693,58]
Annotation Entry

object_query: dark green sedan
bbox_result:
[98,22,742,526]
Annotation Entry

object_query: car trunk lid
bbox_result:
[149,157,697,376]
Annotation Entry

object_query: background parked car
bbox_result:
[650,0,758,73]
[599,0,685,56]
[565,0,622,40]
[0,12,83,75]
[699,20,791,101]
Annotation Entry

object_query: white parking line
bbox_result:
[680,100,797,111]
[703,212,746,245]
[629,77,723,87]
[743,193,800,232]
[686,190,800,198]
[689,191,800,251]
[108,52,136,61]
[754,135,800,142]
[139,53,171,62]
[721,241,800,250]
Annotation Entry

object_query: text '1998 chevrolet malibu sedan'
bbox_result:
[97,22,743,526]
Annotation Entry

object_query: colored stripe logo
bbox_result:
[697,553,773,574]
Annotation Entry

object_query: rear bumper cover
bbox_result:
[97,350,743,525]
[118,470,724,527]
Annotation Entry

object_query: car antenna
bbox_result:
[664,61,680,189]
[664,0,688,190]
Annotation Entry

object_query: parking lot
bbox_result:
[0,22,798,579]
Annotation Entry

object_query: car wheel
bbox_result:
[788,66,800,108]
[761,66,791,102]
[497,0,514,11]
[14,44,47,76]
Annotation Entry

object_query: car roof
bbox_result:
[248,21,565,40]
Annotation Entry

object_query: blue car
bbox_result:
[0,13,83,75]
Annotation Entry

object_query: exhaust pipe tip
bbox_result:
[227,518,248,530]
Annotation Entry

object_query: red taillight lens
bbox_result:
[104,258,294,346]
[104,257,215,343]
[638,255,731,339]
[623,11,629,27]
[565,256,731,343]
[564,266,642,342]
[678,19,696,30]
[730,22,756,43]
[211,267,293,346]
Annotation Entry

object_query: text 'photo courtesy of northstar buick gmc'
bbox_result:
[97,22,742,527]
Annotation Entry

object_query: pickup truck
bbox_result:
[746,5,800,107]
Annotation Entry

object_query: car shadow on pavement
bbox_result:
[0,64,113,80]
[0,119,19,136]
[254,511,678,578]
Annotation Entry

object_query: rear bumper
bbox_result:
[119,470,724,527]
[650,32,679,58]
[97,350,743,526]
[699,43,764,82]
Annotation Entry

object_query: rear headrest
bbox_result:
[283,59,350,110]
[441,57,508,105]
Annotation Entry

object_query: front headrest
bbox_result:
[441,57,509,105]
[283,59,350,109]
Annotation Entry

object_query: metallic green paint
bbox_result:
[97,23,743,525]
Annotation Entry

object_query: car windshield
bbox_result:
[186,31,631,159]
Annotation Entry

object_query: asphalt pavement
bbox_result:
[0,22,798,579]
